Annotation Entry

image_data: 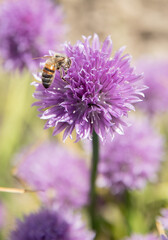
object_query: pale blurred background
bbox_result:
[60,0,168,58]
[0,0,168,239]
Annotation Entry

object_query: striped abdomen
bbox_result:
[42,63,56,88]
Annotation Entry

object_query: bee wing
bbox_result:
[32,56,51,60]
[49,50,56,56]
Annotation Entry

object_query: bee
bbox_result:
[34,53,71,88]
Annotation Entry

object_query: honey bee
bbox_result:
[34,53,71,88]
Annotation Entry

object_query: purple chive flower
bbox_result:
[0,0,66,71]
[98,117,164,194]
[136,58,168,115]
[33,34,146,142]
[15,141,89,208]
[10,208,94,240]
[124,234,158,240]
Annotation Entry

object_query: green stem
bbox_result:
[89,131,99,231]
[122,190,132,235]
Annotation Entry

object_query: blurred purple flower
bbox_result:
[124,234,158,240]
[136,58,168,115]
[10,208,94,240]
[158,209,168,231]
[15,141,89,208]
[33,34,146,142]
[156,214,168,240]
[98,117,164,194]
[0,0,66,71]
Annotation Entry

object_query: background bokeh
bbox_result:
[0,0,168,239]
[60,0,168,57]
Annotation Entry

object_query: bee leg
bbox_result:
[63,66,68,74]
[60,68,68,83]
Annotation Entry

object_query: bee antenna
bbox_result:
[32,56,51,60]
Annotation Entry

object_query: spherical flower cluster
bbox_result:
[10,209,94,240]
[136,58,168,115]
[15,141,89,208]
[98,117,164,194]
[123,234,158,240]
[0,0,66,71]
[33,34,146,142]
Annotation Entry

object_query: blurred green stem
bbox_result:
[122,190,132,235]
[89,131,99,231]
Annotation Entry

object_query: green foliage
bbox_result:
[0,69,48,183]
